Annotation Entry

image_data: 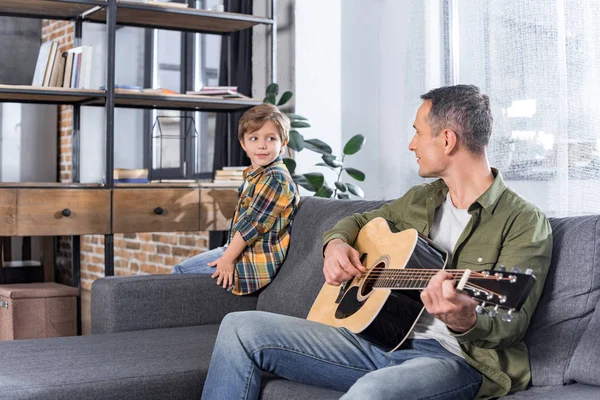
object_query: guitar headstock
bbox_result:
[461,267,536,322]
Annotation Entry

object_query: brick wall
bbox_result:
[80,232,210,290]
[43,21,213,290]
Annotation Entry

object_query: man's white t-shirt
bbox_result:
[407,192,472,357]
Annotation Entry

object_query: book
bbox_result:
[62,52,75,88]
[215,170,244,176]
[79,45,93,89]
[32,42,54,87]
[142,87,179,95]
[114,168,148,179]
[222,166,247,171]
[52,53,67,87]
[146,0,189,8]
[42,42,59,87]
[115,178,149,184]
[186,89,239,96]
[212,179,245,185]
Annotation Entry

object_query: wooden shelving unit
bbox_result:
[0,0,276,331]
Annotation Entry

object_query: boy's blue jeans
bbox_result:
[170,246,226,274]
[201,311,482,400]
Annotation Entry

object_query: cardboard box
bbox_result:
[0,282,79,340]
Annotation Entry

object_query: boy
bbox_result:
[171,103,300,296]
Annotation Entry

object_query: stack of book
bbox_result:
[186,86,247,98]
[114,168,149,183]
[213,166,246,185]
[32,42,93,89]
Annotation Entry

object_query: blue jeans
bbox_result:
[170,246,226,274]
[202,311,482,400]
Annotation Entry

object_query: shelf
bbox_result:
[0,85,105,107]
[113,92,262,111]
[0,0,106,20]
[0,86,262,111]
[85,2,273,34]
[0,183,105,188]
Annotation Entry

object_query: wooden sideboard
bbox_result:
[0,184,238,236]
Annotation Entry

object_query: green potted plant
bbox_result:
[264,83,366,199]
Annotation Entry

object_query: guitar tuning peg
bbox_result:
[488,305,499,318]
[475,302,487,315]
[502,310,514,322]
[509,267,521,273]
[498,265,506,272]
[525,268,534,276]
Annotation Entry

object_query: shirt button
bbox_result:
[477,257,483,262]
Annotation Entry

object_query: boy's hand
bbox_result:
[208,257,235,289]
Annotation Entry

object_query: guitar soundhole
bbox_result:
[361,262,386,297]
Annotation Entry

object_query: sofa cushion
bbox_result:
[256,197,389,318]
[261,375,343,400]
[0,325,219,399]
[498,383,600,399]
[565,299,600,385]
[525,215,600,386]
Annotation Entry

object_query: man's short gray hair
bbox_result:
[420,84,493,155]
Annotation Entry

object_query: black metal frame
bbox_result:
[0,0,276,335]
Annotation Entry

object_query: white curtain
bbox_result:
[455,0,600,217]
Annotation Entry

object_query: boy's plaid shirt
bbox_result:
[228,157,299,295]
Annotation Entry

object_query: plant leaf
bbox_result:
[286,113,308,121]
[344,167,366,182]
[283,158,296,175]
[288,130,305,152]
[303,172,324,191]
[292,174,316,192]
[266,83,279,96]
[315,162,336,171]
[277,91,293,106]
[291,120,311,129]
[337,193,351,199]
[314,184,334,198]
[322,154,343,168]
[263,94,276,105]
[346,182,364,197]
[334,181,347,192]
[343,134,366,155]
[304,139,332,155]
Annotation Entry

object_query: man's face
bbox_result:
[408,101,448,178]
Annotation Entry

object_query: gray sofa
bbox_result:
[1,197,600,400]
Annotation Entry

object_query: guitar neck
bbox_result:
[370,269,478,290]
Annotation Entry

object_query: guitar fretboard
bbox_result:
[368,269,488,290]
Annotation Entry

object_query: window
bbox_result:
[449,0,600,216]
[145,0,222,181]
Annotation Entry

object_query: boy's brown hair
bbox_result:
[238,103,291,143]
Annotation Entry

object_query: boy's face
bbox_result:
[240,121,287,170]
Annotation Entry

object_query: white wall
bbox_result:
[294,0,342,187]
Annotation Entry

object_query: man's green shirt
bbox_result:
[323,170,553,400]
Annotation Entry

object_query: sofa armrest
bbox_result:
[91,274,259,334]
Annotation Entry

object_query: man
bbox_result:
[201,85,553,400]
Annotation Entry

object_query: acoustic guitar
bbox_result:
[307,217,536,352]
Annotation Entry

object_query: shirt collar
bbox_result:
[430,167,506,215]
[243,156,283,181]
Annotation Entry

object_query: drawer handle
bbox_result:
[154,207,164,215]
[62,208,71,217]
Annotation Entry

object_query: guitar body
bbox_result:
[307,218,448,352]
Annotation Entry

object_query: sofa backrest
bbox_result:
[525,215,600,386]
[256,197,388,317]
